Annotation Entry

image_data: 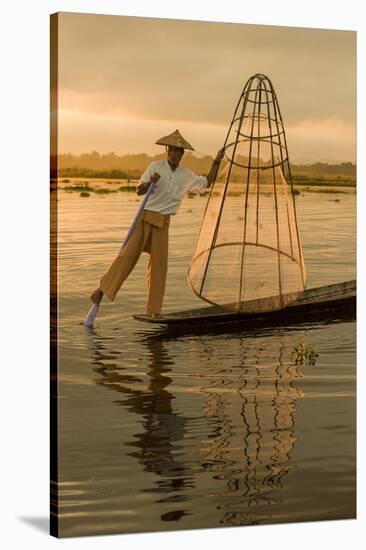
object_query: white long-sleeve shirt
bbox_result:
[137,159,208,215]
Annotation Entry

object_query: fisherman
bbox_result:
[90,129,225,318]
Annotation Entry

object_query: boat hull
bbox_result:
[133,280,356,327]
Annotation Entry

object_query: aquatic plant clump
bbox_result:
[94,188,118,194]
[63,183,94,192]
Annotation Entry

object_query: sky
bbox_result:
[57,12,356,163]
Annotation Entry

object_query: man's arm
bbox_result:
[136,172,161,196]
[206,148,225,188]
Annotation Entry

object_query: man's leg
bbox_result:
[92,218,151,303]
[146,219,169,315]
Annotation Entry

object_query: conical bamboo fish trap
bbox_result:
[188,74,306,313]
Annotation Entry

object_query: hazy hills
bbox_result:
[57,151,356,181]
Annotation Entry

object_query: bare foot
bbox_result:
[90,288,104,305]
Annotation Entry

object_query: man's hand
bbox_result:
[151,172,161,183]
[206,148,225,188]
[137,172,161,196]
[214,148,225,164]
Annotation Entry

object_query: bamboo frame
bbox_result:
[188,74,307,313]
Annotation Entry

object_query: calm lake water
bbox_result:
[55,188,356,538]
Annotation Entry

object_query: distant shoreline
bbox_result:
[56,175,356,187]
[55,152,356,184]
[52,177,356,196]
[55,175,356,187]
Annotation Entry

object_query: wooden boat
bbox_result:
[134,280,356,327]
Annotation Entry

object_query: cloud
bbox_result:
[57,12,356,160]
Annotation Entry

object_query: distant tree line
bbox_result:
[291,162,355,179]
[59,167,131,180]
[58,151,356,181]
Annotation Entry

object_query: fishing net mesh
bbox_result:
[188,74,306,313]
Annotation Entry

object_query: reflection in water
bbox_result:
[85,325,309,527]
[87,330,193,522]
[180,333,304,526]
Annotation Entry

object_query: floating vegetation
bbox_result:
[118,186,137,192]
[80,191,90,197]
[187,209,193,213]
[94,188,118,194]
[63,183,94,192]
[292,188,301,196]
[307,188,347,194]
[292,343,319,366]
[292,176,355,187]
[61,179,70,183]
[188,192,196,198]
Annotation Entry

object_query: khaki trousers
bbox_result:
[99,210,170,315]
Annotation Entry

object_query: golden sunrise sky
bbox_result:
[57,12,356,163]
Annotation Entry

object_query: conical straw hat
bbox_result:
[155,129,195,151]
